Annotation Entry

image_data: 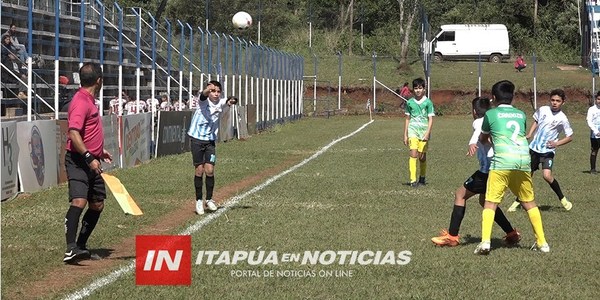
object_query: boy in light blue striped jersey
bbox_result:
[188,80,238,215]
[508,89,573,212]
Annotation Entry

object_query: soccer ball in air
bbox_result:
[232,11,252,30]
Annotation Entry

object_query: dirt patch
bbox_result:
[8,159,300,300]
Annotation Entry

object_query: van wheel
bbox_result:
[433,53,443,62]
[489,54,501,63]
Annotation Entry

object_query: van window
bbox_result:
[438,31,455,42]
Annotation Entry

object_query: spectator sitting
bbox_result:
[400,82,412,98]
[1,34,27,99]
[108,91,130,115]
[159,94,172,111]
[59,76,74,113]
[172,99,186,111]
[124,97,147,115]
[5,23,27,63]
[514,54,527,72]
[146,97,160,112]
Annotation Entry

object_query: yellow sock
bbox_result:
[527,207,546,245]
[481,208,495,242]
[409,157,417,183]
[419,160,427,177]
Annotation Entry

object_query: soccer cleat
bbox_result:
[507,201,520,212]
[560,197,572,211]
[408,181,419,188]
[206,199,218,212]
[474,241,491,255]
[63,246,90,263]
[418,176,427,185]
[530,242,550,253]
[503,229,522,246]
[195,200,204,215]
[431,230,460,247]
[590,169,597,175]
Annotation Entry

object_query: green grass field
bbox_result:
[2,114,600,299]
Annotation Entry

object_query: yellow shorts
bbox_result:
[485,170,534,203]
[408,137,428,153]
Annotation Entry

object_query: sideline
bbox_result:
[63,119,374,300]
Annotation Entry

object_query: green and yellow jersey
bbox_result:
[481,104,530,171]
[405,97,435,139]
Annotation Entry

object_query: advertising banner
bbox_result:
[55,120,68,184]
[155,111,192,157]
[2,121,20,200]
[122,113,151,168]
[17,120,58,192]
[102,114,120,170]
[219,108,234,143]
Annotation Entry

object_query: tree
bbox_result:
[397,0,419,69]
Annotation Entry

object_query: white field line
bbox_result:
[62,119,374,300]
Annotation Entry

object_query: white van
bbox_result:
[432,24,510,63]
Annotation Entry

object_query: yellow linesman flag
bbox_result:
[101,173,143,215]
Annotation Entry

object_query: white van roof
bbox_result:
[440,24,507,31]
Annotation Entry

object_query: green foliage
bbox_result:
[106,0,583,65]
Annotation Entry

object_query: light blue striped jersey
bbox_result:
[529,106,573,154]
[187,95,230,141]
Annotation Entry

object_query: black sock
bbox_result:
[205,176,215,200]
[549,179,565,200]
[494,207,514,233]
[77,209,102,248]
[194,175,203,200]
[591,153,597,170]
[448,205,465,236]
[65,206,83,247]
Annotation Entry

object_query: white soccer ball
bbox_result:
[232,11,252,30]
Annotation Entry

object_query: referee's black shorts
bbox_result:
[65,151,106,202]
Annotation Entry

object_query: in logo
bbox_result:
[136,235,191,285]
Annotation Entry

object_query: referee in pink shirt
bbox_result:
[63,63,113,263]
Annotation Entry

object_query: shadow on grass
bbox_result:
[504,205,561,212]
[90,248,134,260]
[538,205,562,212]
[461,235,505,246]
[229,205,253,210]
[461,235,524,250]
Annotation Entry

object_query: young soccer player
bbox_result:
[188,81,238,215]
[475,80,548,255]
[403,77,435,187]
[587,91,600,174]
[432,97,520,247]
[507,89,573,212]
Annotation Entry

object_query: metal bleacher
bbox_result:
[588,2,600,75]
[1,0,306,127]
[1,0,179,118]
